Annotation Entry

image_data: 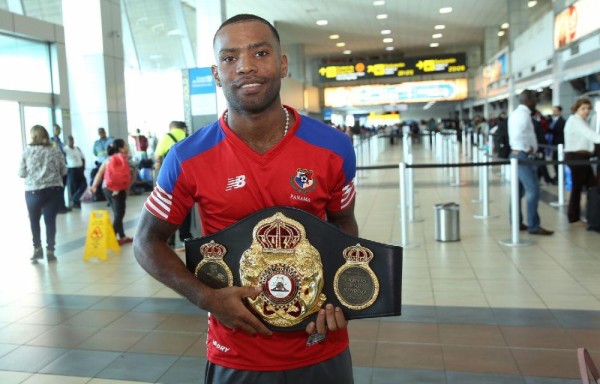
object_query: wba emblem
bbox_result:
[290,168,317,193]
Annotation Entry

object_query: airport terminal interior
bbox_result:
[1,0,600,383]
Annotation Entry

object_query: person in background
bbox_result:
[50,123,70,212]
[130,128,149,161]
[153,120,191,251]
[563,98,600,223]
[133,14,357,384]
[90,127,114,201]
[550,105,566,182]
[532,110,555,185]
[64,135,87,208]
[18,125,67,263]
[153,121,188,171]
[508,90,554,235]
[90,139,135,245]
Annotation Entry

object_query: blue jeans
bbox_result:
[509,151,540,231]
[25,187,63,250]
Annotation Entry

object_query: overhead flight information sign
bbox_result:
[324,79,468,107]
[318,53,467,82]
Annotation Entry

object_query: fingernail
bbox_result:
[255,285,262,292]
[335,307,341,312]
[326,304,333,310]
[320,309,325,314]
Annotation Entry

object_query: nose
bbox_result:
[236,53,256,74]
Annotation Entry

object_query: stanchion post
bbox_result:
[461,130,467,157]
[550,144,566,207]
[471,148,482,203]
[475,150,498,219]
[407,154,423,222]
[399,162,420,248]
[500,158,532,247]
[447,136,454,180]
[403,133,410,160]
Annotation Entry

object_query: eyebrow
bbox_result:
[218,41,274,55]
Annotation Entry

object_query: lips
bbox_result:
[235,78,264,90]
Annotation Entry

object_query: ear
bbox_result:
[280,54,288,79]
[211,65,222,87]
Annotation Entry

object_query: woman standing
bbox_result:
[90,138,134,245]
[18,125,67,263]
[564,98,600,223]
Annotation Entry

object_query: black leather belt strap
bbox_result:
[185,206,403,331]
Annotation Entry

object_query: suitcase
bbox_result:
[587,185,600,231]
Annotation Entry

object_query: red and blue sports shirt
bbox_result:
[144,106,356,370]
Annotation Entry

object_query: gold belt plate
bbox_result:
[240,212,326,327]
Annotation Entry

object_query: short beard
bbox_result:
[224,80,281,117]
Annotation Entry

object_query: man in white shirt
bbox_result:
[64,135,87,208]
[508,90,553,235]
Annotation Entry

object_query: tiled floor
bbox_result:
[2,134,599,383]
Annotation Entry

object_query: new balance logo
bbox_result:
[226,175,246,191]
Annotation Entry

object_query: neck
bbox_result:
[225,105,292,154]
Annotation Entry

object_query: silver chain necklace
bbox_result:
[224,106,290,136]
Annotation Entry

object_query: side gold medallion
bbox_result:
[194,241,233,289]
[334,243,380,310]
[240,212,326,328]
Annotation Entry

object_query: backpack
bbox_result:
[137,135,148,151]
[104,154,131,191]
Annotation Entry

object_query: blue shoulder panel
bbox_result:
[295,115,356,184]
[158,121,225,193]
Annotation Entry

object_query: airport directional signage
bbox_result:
[318,53,467,82]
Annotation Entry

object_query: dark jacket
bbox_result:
[551,116,565,145]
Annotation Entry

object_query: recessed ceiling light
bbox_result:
[373,0,385,5]
[439,7,452,14]
[432,33,443,39]
[316,20,328,26]
[383,38,393,43]
[527,1,537,7]
[343,50,352,54]
[497,30,505,37]
[430,42,440,47]
[501,22,509,29]
[336,42,346,47]
[329,34,340,39]
[434,25,446,30]
[376,14,388,20]
[381,30,391,35]
[385,46,394,51]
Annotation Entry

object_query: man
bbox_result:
[134,14,357,384]
[64,135,87,208]
[508,90,553,235]
[153,120,191,250]
[90,127,114,201]
[550,105,566,180]
[50,124,65,154]
[130,128,149,161]
[153,121,188,171]
[50,124,69,212]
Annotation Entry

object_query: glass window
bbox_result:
[0,34,52,93]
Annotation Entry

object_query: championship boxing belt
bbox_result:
[185,206,403,332]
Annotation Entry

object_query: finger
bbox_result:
[240,285,263,300]
[305,321,315,335]
[315,307,326,334]
[334,307,347,329]
[325,304,337,331]
[243,314,272,336]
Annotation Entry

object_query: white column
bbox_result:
[62,0,127,166]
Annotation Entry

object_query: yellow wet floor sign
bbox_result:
[83,210,120,261]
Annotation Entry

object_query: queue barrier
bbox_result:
[358,155,599,248]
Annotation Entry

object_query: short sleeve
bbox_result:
[144,145,195,225]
